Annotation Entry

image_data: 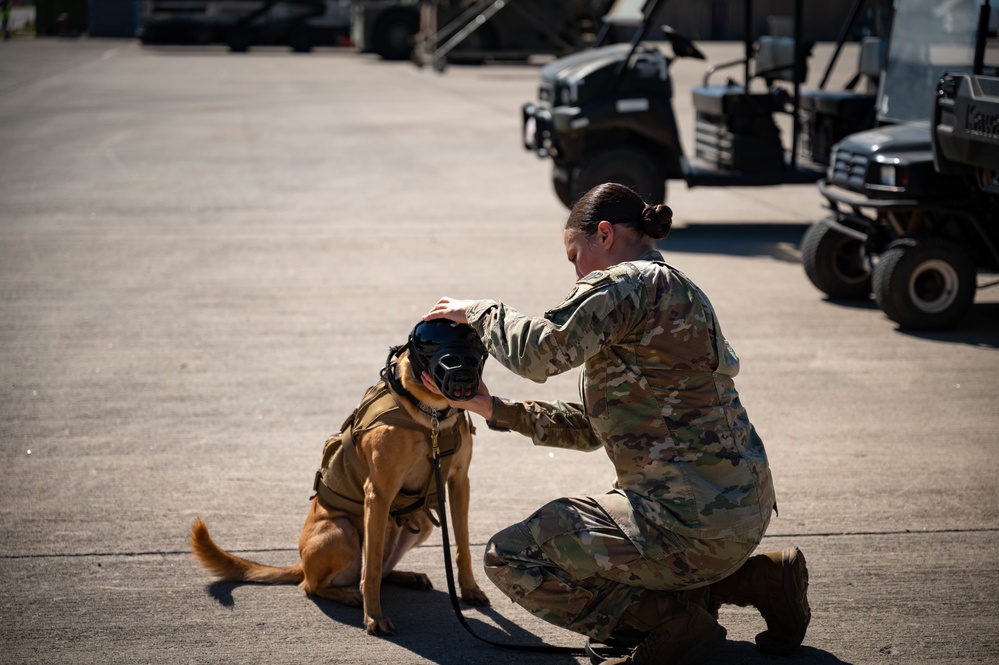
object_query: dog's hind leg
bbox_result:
[298,513,363,606]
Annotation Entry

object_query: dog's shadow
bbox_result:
[206,580,240,608]
[310,585,584,664]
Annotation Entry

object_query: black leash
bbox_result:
[429,422,586,657]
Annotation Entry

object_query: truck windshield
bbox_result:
[878,0,981,124]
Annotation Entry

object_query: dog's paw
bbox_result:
[340,587,363,607]
[407,572,433,591]
[364,614,396,636]
[461,586,491,607]
[385,570,433,591]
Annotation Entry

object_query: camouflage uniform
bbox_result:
[465,249,776,641]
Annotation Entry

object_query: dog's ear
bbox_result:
[394,352,418,386]
[394,348,412,374]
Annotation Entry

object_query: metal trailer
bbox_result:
[410,0,606,71]
[351,0,605,63]
[802,0,999,329]
[138,0,352,52]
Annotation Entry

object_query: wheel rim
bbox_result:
[832,236,869,285]
[908,259,959,313]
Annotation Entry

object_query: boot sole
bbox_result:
[756,546,810,656]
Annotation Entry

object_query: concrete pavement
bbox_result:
[1,38,997,664]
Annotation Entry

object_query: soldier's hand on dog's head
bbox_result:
[423,297,475,324]
[421,371,494,420]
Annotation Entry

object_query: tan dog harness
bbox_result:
[312,379,467,528]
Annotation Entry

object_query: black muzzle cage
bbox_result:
[427,347,484,401]
[405,320,487,402]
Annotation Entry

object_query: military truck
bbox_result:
[801,0,998,329]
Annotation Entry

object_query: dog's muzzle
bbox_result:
[428,349,483,401]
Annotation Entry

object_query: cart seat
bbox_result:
[691,83,790,118]
[800,37,884,117]
[799,37,883,164]
[692,36,808,119]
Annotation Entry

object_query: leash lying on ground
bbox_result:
[429,413,587,657]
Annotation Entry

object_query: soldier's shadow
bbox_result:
[719,640,854,664]
[306,585,852,665]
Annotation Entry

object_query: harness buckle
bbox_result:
[430,409,440,458]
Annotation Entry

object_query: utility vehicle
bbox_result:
[521,0,890,207]
[802,0,999,329]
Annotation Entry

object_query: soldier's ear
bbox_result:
[596,220,615,248]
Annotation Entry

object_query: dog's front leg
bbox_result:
[447,469,490,606]
[361,478,396,635]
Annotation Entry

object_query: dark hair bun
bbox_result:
[641,204,673,240]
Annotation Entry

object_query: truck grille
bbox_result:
[829,148,868,188]
[538,84,553,106]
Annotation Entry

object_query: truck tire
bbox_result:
[872,237,976,330]
[226,26,253,52]
[373,11,418,60]
[288,25,313,53]
[801,220,871,299]
[552,162,574,208]
[572,148,666,206]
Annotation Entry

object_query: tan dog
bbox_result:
[190,348,489,635]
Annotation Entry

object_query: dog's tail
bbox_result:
[190,517,304,585]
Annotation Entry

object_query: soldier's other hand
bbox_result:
[421,371,494,421]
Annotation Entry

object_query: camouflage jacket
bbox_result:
[466,249,775,553]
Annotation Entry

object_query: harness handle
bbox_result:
[431,446,586,656]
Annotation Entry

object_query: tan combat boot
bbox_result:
[706,546,810,655]
[600,591,726,665]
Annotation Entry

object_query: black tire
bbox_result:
[872,237,977,330]
[571,147,666,206]
[801,220,872,299]
[226,26,253,53]
[552,162,574,208]
[288,25,313,53]
[373,12,418,60]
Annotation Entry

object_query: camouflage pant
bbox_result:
[483,496,767,642]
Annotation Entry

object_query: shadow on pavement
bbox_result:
[819,298,998,346]
[204,580,853,663]
[206,580,240,609]
[720,640,854,664]
[660,223,811,263]
[895,302,999,348]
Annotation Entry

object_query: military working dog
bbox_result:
[190,321,489,635]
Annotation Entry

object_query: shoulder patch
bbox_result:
[544,271,615,322]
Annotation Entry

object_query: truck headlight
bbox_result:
[879,165,896,187]
[878,164,909,189]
